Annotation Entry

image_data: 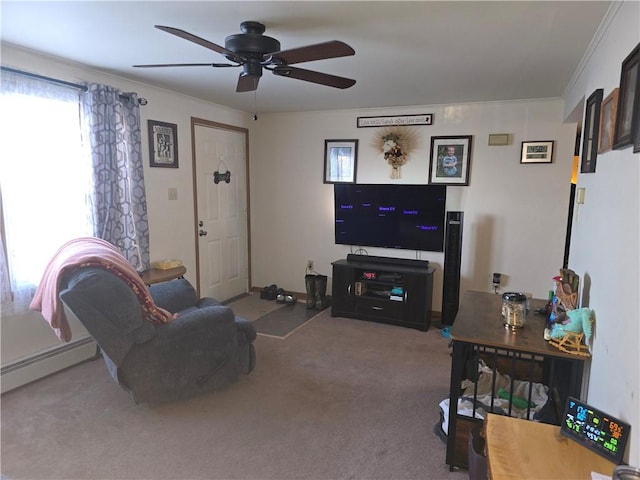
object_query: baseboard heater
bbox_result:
[1,337,98,394]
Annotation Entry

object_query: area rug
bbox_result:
[252,302,327,338]
[224,293,283,321]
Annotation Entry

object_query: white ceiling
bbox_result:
[1,1,612,114]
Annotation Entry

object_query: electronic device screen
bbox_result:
[560,396,630,464]
[334,184,447,252]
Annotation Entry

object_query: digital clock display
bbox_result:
[560,396,630,464]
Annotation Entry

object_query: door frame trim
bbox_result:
[190,117,251,297]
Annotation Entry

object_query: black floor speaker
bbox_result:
[441,211,463,326]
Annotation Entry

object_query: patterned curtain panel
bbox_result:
[84,84,150,271]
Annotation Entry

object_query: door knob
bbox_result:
[199,229,208,237]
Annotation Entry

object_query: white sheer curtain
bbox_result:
[0,71,94,315]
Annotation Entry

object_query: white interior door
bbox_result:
[193,121,249,301]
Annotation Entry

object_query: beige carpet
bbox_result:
[1,308,468,480]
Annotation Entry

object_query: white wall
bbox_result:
[564,1,639,466]
[0,44,251,365]
[250,100,575,309]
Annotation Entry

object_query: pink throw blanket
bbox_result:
[30,237,177,342]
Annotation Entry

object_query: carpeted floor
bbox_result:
[0,308,467,480]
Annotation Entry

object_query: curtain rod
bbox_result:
[1,66,148,105]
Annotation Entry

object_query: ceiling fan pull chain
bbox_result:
[253,90,258,121]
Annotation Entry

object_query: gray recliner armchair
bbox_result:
[59,267,256,403]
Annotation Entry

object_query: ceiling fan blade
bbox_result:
[272,66,356,89]
[270,41,355,65]
[155,25,245,63]
[133,63,236,68]
[236,74,260,92]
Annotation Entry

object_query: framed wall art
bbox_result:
[520,140,554,164]
[428,135,472,186]
[148,120,178,168]
[598,88,618,153]
[324,139,358,184]
[613,43,640,150]
[635,107,640,153]
[580,88,603,173]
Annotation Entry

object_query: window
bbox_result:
[0,72,94,315]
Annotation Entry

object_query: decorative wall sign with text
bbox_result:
[357,114,433,128]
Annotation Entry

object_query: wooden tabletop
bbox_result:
[450,290,588,360]
[140,265,186,285]
[485,413,616,479]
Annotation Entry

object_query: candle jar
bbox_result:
[502,292,528,331]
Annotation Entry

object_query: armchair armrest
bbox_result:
[148,278,198,313]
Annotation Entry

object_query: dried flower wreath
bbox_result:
[373,126,418,179]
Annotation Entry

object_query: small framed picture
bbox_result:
[324,139,358,184]
[148,120,178,168]
[520,140,554,164]
[598,88,619,153]
[581,88,603,173]
[613,43,640,150]
[428,135,473,186]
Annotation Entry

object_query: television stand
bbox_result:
[331,256,434,331]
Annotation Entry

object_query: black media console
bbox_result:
[331,254,435,331]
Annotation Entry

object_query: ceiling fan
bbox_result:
[134,21,356,93]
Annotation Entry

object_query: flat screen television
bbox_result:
[334,184,447,252]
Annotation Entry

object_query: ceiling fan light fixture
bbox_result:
[242,61,263,78]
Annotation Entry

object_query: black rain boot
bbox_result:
[314,274,328,310]
[305,274,316,309]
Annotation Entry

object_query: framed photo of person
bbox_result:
[148,120,179,168]
[598,88,618,153]
[323,139,358,184]
[613,43,640,150]
[428,135,473,186]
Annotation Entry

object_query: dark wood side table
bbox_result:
[140,265,186,285]
[446,290,589,470]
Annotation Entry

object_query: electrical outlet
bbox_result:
[306,260,314,272]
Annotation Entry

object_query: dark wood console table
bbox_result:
[446,290,589,470]
[331,256,434,331]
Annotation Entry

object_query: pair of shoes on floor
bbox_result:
[260,284,278,300]
[276,288,297,305]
